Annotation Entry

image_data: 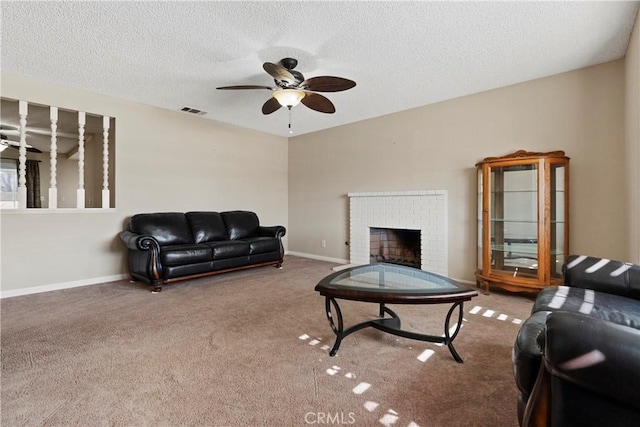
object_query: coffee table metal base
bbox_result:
[324,297,466,363]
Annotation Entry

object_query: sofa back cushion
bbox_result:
[129,213,193,246]
[221,211,259,240]
[563,255,640,300]
[186,212,227,243]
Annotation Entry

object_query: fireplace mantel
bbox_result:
[348,190,448,275]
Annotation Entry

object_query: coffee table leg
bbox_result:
[444,302,465,363]
[379,303,401,328]
[325,297,344,356]
[326,297,394,357]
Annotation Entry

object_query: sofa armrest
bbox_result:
[257,225,286,239]
[119,230,163,286]
[542,311,640,412]
[562,255,640,300]
[120,230,161,252]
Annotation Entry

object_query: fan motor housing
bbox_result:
[280,57,298,70]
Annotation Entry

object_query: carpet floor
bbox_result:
[1,256,536,427]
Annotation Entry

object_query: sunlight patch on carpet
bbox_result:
[364,401,380,412]
[297,336,423,427]
[417,349,435,362]
[353,382,371,395]
[327,366,341,376]
[379,409,399,427]
[469,305,523,326]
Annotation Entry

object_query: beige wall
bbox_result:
[626,12,640,263]
[2,48,637,294]
[0,73,288,294]
[289,60,628,282]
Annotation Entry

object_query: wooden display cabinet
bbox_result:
[476,150,570,293]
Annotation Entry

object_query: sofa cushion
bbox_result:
[221,211,259,240]
[533,285,640,329]
[129,213,193,246]
[206,241,250,260]
[161,244,212,266]
[185,212,227,243]
[563,255,640,300]
[243,237,280,254]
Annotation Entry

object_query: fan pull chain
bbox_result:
[288,107,293,134]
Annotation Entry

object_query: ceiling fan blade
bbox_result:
[216,85,273,90]
[301,76,356,92]
[301,93,336,114]
[0,139,43,153]
[262,97,282,115]
[0,128,20,136]
[263,62,296,84]
[2,123,77,139]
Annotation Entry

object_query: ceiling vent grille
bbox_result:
[179,106,207,116]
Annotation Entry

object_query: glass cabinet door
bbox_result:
[550,162,566,279]
[489,163,539,278]
[477,168,483,271]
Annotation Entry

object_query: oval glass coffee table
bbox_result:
[314,263,478,363]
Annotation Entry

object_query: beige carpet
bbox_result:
[1,256,535,427]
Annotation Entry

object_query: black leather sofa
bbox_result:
[513,255,640,426]
[120,211,286,292]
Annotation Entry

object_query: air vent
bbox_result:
[179,106,207,116]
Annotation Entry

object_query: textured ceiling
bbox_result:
[1,1,639,138]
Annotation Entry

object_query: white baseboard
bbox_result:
[0,274,129,299]
[286,251,348,265]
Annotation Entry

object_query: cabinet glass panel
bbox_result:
[550,163,566,278]
[490,164,538,278]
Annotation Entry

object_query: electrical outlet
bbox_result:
[321,239,326,248]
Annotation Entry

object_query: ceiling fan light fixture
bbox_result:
[272,89,305,108]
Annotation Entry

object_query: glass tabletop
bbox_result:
[316,264,477,305]
[322,263,464,293]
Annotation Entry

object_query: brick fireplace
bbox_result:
[348,190,448,275]
[370,227,421,268]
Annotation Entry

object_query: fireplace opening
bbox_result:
[369,227,421,269]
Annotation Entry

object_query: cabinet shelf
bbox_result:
[476,150,570,294]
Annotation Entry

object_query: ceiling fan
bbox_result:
[216,58,356,116]
[0,138,43,153]
[1,124,77,139]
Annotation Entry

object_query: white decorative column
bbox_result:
[76,111,86,209]
[101,116,110,208]
[17,101,28,209]
[48,106,58,209]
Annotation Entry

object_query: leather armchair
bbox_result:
[513,255,640,426]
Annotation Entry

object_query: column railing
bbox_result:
[49,106,58,209]
[5,98,114,210]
